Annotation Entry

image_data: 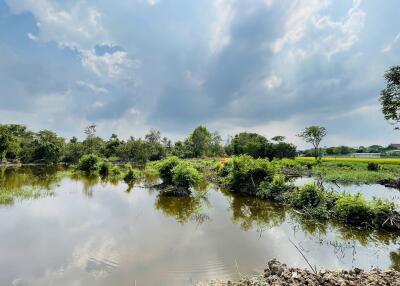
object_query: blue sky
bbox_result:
[0,0,399,148]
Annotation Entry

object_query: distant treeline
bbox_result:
[0,124,296,164]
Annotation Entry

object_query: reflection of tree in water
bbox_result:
[155,194,209,224]
[390,249,400,271]
[229,195,286,231]
[0,165,65,190]
[70,173,101,197]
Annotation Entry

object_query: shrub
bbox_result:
[334,193,370,223]
[158,156,181,183]
[172,162,200,189]
[290,184,330,219]
[76,154,101,173]
[367,162,380,171]
[123,164,137,184]
[368,198,395,218]
[256,174,289,202]
[226,155,274,194]
[110,165,122,178]
[99,161,111,177]
[171,162,200,189]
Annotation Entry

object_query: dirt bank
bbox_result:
[195,259,400,286]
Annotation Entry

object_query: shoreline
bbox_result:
[195,259,400,286]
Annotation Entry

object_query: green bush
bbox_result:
[334,193,370,223]
[123,163,137,184]
[158,156,181,183]
[99,161,111,177]
[367,162,380,171]
[369,198,396,217]
[171,162,200,189]
[226,155,274,194]
[256,174,289,202]
[110,165,122,178]
[76,154,101,173]
[290,184,330,219]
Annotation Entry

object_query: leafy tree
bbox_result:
[187,126,213,157]
[298,126,327,160]
[271,136,286,142]
[379,66,400,129]
[31,130,65,164]
[104,134,122,158]
[117,137,149,164]
[64,138,85,164]
[230,132,269,158]
[0,125,16,162]
[272,142,297,159]
[145,129,165,161]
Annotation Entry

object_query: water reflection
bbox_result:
[0,168,399,286]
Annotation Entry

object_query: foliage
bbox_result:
[379,66,400,130]
[123,163,137,183]
[289,184,332,219]
[99,161,111,177]
[297,126,327,160]
[30,130,65,164]
[76,154,101,174]
[171,162,200,188]
[229,132,270,158]
[158,156,181,183]
[367,162,380,171]
[225,155,274,194]
[334,193,372,223]
[256,174,289,202]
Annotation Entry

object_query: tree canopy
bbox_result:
[380,66,400,130]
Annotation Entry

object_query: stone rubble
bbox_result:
[195,259,400,286]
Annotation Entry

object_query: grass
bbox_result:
[0,186,54,205]
[296,157,400,184]
[297,156,400,165]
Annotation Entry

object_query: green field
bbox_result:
[297,156,400,165]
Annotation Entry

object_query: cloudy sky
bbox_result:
[0,0,399,147]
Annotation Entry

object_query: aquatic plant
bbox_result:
[256,174,289,202]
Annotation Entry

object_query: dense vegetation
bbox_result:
[0,124,298,165]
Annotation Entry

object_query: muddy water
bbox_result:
[0,168,399,286]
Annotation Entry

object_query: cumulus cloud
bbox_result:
[76,80,108,93]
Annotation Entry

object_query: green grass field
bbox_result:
[297,156,400,165]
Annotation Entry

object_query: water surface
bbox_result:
[0,168,399,286]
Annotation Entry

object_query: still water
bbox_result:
[0,167,399,286]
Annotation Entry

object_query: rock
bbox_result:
[195,259,400,286]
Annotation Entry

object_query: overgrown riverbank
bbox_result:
[195,259,400,286]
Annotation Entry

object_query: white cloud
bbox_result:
[382,32,400,53]
[76,80,108,93]
[312,0,366,58]
[147,0,159,6]
[209,0,234,54]
[6,0,136,80]
[6,0,108,50]
[81,49,134,79]
[272,0,366,58]
[271,0,329,53]
[263,73,282,90]
[27,32,38,41]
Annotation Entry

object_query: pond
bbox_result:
[0,167,399,286]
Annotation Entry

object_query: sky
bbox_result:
[0,0,399,148]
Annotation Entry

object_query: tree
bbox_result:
[230,132,269,158]
[297,126,327,160]
[188,126,213,157]
[31,130,65,164]
[380,66,400,130]
[271,136,286,142]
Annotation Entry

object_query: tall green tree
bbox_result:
[380,66,400,130]
[297,126,327,160]
[188,126,213,157]
[31,130,65,164]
